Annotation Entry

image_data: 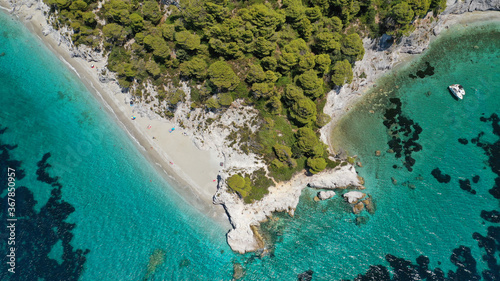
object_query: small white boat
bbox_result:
[448,84,465,99]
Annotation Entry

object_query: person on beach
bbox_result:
[147,125,152,129]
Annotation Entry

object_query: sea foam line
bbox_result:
[59,55,81,78]
[89,81,113,113]
[85,81,144,151]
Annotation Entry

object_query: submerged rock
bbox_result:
[353,202,365,214]
[362,197,376,214]
[391,177,397,185]
[233,262,245,280]
[355,216,370,225]
[317,191,336,200]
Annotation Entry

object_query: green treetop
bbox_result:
[289,97,317,126]
[69,0,87,11]
[315,54,331,74]
[297,70,324,98]
[296,127,325,157]
[227,174,250,197]
[341,33,365,61]
[208,61,240,91]
[391,2,415,26]
[284,84,305,105]
[143,34,170,60]
[142,1,162,25]
[246,64,266,84]
[314,32,341,53]
[283,0,305,23]
[103,0,130,25]
[179,57,208,79]
[307,157,327,174]
[408,0,431,17]
[130,13,144,33]
[298,53,316,72]
[331,60,353,86]
[175,31,201,51]
[103,23,128,45]
[273,144,297,167]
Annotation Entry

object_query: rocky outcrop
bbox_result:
[214,165,363,254]
[307,164,363,189]
[445,0,500,14]
[343,191,366,204]
[317,190,336,200]
[344,192,376,214]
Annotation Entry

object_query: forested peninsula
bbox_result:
[41,0,446,204]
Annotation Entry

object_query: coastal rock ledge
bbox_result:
[213,165,363,254]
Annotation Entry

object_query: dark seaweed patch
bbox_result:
[458,138,469,145]
[473,175,480,183]
[431,168,451,183]
[475,113,500,198]
[459,179,476,194]
[36,152,60,186]
[408,61,435,79]
[351,245,481,281]
[472,227,500,280]
[0,127,89,280]
[383,98,423,172]
[480,210,500,223]
[298,270,314,281]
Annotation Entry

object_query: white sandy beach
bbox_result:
[0,0,230,226]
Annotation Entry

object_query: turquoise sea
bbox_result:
[1,9,500,281]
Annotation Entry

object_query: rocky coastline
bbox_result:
[2,0,499,254]
[214,164,364,254]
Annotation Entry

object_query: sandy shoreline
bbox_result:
[0,0,230,227]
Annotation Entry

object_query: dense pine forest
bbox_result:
[44,0,446,202]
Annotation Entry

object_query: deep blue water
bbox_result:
[1,9,500,281]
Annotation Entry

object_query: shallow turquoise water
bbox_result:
[1,9,500,281]
[0,11,233,280]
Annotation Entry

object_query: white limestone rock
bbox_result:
[307,165,363,189]
[343,191,366,204]
[317,191,336,200]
